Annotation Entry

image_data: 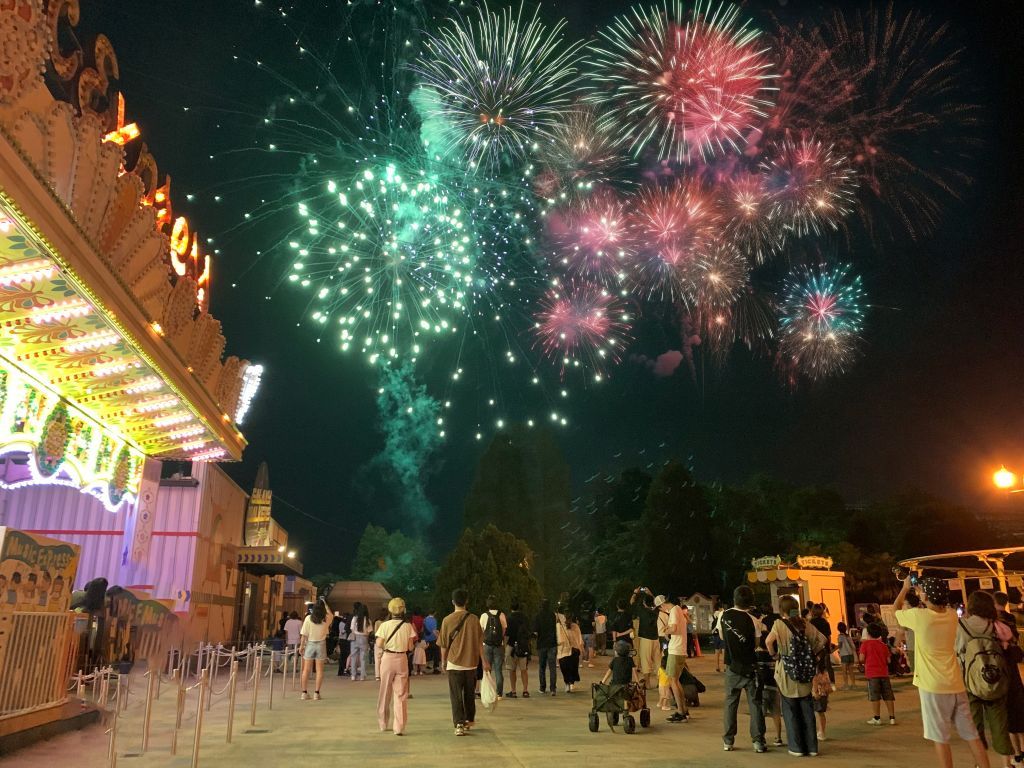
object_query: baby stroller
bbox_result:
[588,681,651,734]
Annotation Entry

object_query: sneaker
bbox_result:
[300,692,309,700]
[667,712,688,723]
[773,738,784,747]
[788,751,804,757]
[889,718,896,725]
[455,724,466,737]
[809,753,818,757]
[754,742,768,754]
[551,690,556,697]
[587,663,594,668]
[507,692,517,699]
[817,732,827,741]
[867,718,882,726]
[723,744,735,752]
[497,695,504,701]
[313,692,321,701]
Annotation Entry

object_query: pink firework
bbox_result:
[719,171,785,263]
[629,180,721,302]
[589,0,777,163]
[533,281,632,376]
[553,189,635,286]
[761,136,857,236]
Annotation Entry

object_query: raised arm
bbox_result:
[893,576,912,611]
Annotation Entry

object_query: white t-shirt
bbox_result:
[301,615,330,643]
[350,616,370,637]
[666,605,688,655]
[479,610,508,641]
[284,618,303,646]
[376,619,417,653]
[595,614,607,633]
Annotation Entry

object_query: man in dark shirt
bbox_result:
[719,585,767,753]
[533,599,558,696]
[809,604,835,684]
[505,601,531,697]
[631,588,660,689]
[610,598,634,644]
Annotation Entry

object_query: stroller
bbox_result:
[588,681,651,734]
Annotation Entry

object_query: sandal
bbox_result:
[507,692,518,698]
[522,691,530,698]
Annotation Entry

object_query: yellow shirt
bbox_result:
[895,607,964,694]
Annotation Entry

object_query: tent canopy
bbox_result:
[326,581,392,615]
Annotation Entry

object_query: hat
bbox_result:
[387,597,406,616]
[653,594,667,607]
[919,578,949,606]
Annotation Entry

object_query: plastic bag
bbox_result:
[481,670,498,711]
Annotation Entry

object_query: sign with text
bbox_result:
[0,527,79,613]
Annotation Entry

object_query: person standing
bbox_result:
[327,611,341,660]
[631,588,660,690]
[534,598,558,696]
[656,595,690,723]
[809,604,835,687]
[505,599,531,698]
[556,608,583,693]
[349,603,371,681]
[284,611,303,654]
[836,622,857,690]
[765,595,827,757]
[610,598,634,645]
[860,622,897,725]
[578,606,596,667]
[336,612,350,677]
[711,601,726,673]
[894,577,991,768]
[422,609,440,673]
[375,597,417,736]
[373,607,388,681]
[994,592,1024,764]
[595,608,608,657]
[439,589,483,736]
[299,598,331,700]
[719,586,767,753]
[480,595,508,700]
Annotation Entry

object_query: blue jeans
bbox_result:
[781,694,818,755]
[483,644,505,695]
[537,646,557,692]
[350,635,369,680]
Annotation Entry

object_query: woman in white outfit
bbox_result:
[299,598,331,700]
[349,603,371,681]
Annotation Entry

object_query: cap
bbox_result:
[653,594,667,607]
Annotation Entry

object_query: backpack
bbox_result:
[512,615,532,657]
[484,611,503,647]
[781,621,817,684]
[959,619,1010,701]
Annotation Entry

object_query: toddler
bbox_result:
[812,661,831,741]
[836,622,857,689]
[413,638,427,675]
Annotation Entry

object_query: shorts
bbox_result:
[583,633,595,650]
[840,655,854,665]
[868,677,895,702]
[506,650,529,672]
[711,634,724,650]
[665,653,687,678]
[813,695,829,713]
[303,640,326,660]
[919,691,978,744]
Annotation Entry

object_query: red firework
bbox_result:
[552,189,635,286]
[629,180,721,302]
[533,281,631,375]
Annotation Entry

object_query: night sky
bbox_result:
[81,0,1024,573]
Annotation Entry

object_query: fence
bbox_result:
[0,611,76,718]
[71,641,305,768]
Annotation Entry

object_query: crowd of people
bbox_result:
[272,580,1024,765]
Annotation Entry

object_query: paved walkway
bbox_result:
[15,655,997,767]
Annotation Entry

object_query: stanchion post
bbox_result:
[141,670,156,753]
[76,671,84,699]
[268,647,275,711]
[171,667,184,756]
[105,677,123,768]
[191,666,209,768]
[226,659,239,743]
[249,648,262,726]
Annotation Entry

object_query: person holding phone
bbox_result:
[299,597,331,700]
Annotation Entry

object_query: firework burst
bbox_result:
[412,2,585,171]
[761,137,858,237]
[533,281,632,378]
[719,171,785,263]
[588,0,777,163]
[778,263,866,379]
[629,180,721,302]
[550,189,635,287]
[536,105,627,198]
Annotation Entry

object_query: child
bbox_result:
[836,622,857,690]
[269,630,286,672]
[601,640,641,686]
[812,660,831,742]
[755,640,783,747]
[859,622,896,726]
[413,637,427,675]
[657,649,673,711]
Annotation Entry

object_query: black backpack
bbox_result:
[512,615,532,657]
[484,611,503,647]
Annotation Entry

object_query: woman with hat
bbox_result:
[375,597,418,735]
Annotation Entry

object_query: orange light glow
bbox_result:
[994,466,1017,490]
[102,122,140,145]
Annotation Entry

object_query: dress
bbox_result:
[412,641,427,667]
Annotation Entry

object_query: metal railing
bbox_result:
[0,612,76,718]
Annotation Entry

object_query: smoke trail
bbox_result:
[373,364,442,529]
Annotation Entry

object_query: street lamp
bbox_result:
[993,465,1022,492]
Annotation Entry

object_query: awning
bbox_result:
[238,547,304,577]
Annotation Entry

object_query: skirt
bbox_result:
[559,649,581,685]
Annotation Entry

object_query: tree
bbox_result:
[349,524,438,605]
[463,426,571,595]
[308,572,345,597]
[432,525,543,616]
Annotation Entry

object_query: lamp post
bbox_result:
[993,465,1024,493]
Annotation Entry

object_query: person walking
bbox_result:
[579,606,596,667]
[375,597,417,736]
[422,609,440,674]
[336,612,350,677]
[956,591,1014,768]
[595,608,608,656]
[711,600,726,673]
[556,607,583,693]
[631,588,661,690]
[349,603,371,681]
[534,598,558,696]
[505,599,532,698]
[656,594,690,723]
[439,589,483,736]
[480,595,508,700]
[719,585,768,753]
[299,598,331,700]
[894,576,991,768]
[994,592,1024,764]
[765,595,827,757]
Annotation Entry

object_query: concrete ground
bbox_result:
[13,654,1002,767]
